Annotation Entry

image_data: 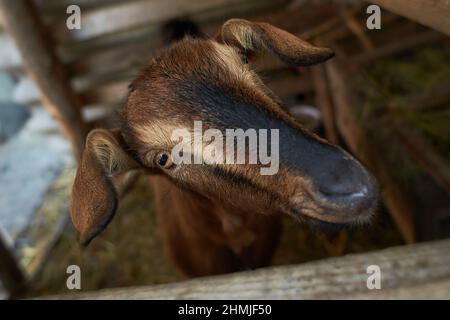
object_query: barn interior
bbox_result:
[0,0,449,299]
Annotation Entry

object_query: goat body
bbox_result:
[150,175,281,276]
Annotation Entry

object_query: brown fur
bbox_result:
[70,19,377,277]
[149,175,281,276]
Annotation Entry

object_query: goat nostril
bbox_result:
[320,185,368,198]
[318,179,362,198]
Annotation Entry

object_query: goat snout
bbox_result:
[287,145,378,225]
[313,155,379,216]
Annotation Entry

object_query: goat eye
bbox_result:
[157,152,173,169]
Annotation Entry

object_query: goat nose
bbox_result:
[315,156,378,212]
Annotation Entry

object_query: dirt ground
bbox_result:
[27,175,403,298]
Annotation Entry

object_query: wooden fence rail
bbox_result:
[47,239,450,300]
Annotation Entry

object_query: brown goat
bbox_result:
[70,19,378,277]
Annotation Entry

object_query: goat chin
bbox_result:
[290,208,376,233]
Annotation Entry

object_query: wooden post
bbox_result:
[310,64,339,144]
[371,0,450,37]
[324,59,416,243]
[0,0,86,159]
[342,9,374,51]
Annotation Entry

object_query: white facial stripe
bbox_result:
[134,121,184,148]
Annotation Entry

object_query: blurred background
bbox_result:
[0,0,449,299]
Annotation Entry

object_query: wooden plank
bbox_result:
[0,0,87,159]
[36,0,125,18]
[342,9,374,51]
[324,59,416,243]
[46,239,450,299]
[52,0,286,43]
[57,0,285,63]
[311,64,338,143]
[68,39,155,77]
[371,0,450,36]
[61,1,331,65]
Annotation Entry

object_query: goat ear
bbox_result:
[217,19,334,66]
[70,129,140,246]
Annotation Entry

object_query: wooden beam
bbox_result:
[342,9,374,51]
[57,0,334,72]
[52,0,287,43]
[0,0,87,159]
[46,239,450,299]
[310,65,339,143]
[371,0,450,36]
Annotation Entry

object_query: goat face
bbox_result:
[71,19,378,245]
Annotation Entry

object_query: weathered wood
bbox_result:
[52,0,287,43]
[324,59,416,243]
[36,0,125,22]
[46,239,450,299]
[342,9,374,51]
[0,0,86,159]
[54,0,290,67]
[371,0,450,36]
[311,64,338,143]
[63,2,335,74]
